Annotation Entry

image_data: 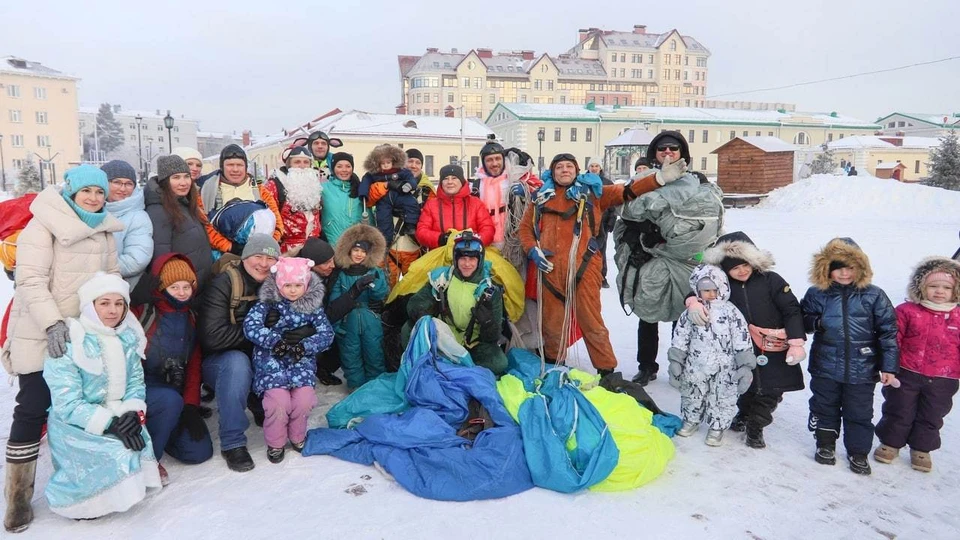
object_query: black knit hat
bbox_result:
[331,152,354,168]
[352,240,372,253]
[406,148,424,163]
[634,156,653,171]
[219,144,247,171]
[300,238,335,264]
[439,164,465,185]
[156,155,190,182]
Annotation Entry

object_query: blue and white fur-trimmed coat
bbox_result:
[243,273,335,395]
[42,308,161,519]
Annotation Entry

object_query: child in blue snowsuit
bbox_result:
[328,223,390,389]
[243,257,334,463]
[356,144,420,244]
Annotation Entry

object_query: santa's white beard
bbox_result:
[283,168,323,212]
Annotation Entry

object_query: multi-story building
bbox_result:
[198,131,246,160]
[0,56,80,190]
[484,102,880,177]
[876,112,960,137]
[78,106,199,170]
[398,25,712,121]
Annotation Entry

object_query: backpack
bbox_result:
[211,253,259,325]
[0,193,39,280]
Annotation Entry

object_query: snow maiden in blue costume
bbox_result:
[42,273,161,520]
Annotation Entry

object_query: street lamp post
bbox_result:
[0,134,6,192]
[163,110,175,154]
[135,115,144,181]
[33,150,60,191]
[536,128,545,173]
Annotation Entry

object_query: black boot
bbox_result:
[730,414,747,433]
[601,278,610,289]
[815,429,838,465]
[630,368,658,387]
[745,425,766,449]
[848,454,871,475]
[4,451,38,533]
[221,447,255,472]
[316,369,343,386]
[247,392,265,427]
[597,368,614,379]
[266,446,285,464]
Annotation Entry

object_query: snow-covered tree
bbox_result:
[810,144,837,175]
[95,103,125,154]
[925,130,960,191]
[15,157,42,196]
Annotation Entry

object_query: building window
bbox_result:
[130,135,136,141]
[683,71,689,80]
[157,125,163,131]
[838,134,844,139]
[35,111,48,124]
[560,95,566,104]
[474,77,482,89]
[425,155,435,176]
[37,135,51,147]
[7,85,20,98]
[570,128,577,142]
[675,70,681,80]
[768,131,774,137]
[11,159,24,169]
[9,110,21,123]
[33,87,47,99]
[620,54,626,62]
[688,130,695,143]
[488,94,495,104]
[897,121,905,127]
[619,68,625,77]
[685,100,691,106]
[554,128,561,142]
[175,137,180,143]
[519,94,527,103]
[649,98,656,106]
[433,93,440,103]
[730,131,736,140]
[701,157,707,170]
[648,54,654,63]
[887,121,896,128]
[648,69,653,78]
[670,40,677,51]
[159,136,164,142]
[611,53,617,63]
[599,97,605,105]
[742,131,749,137]
[665,55,672,65]
[462,77,470,88]
[11,134,24,147]
[547,80,554,90]
[827,133,833,142]
[534,79,541,90]
[447,93,454,103]
[794,132,808,145]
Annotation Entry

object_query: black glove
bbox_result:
[105,413,146,451]
[273,341,291,358]
[162,358,186,390]
[438,232,450,246]
[350,274,376,298]
[282,325,317,346]
[368,299,384,313]
[230,242,245,256]
[179,404,208,442]
[198,404,213,418]
[130,272,160,307]
[473,290,496,325]
[289,343,307,360]
[264,308,280,328]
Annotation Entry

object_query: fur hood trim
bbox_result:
[259,272,326,313]
[334,223,386,268]
[702,235,775,272]
[810,237,873,290]
[907,256,960,303]
[363,145,407,174]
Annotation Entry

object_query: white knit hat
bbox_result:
[172,146,203,163]
[77,272,130,308]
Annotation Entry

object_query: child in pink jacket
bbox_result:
[875,257,960,472]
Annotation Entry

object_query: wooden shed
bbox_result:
[712,137,797,194]
[874,161,908,181]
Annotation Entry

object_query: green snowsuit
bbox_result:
[328,264,390,388]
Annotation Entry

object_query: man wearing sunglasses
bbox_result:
[613,130,724,386]
[518,151,686,376]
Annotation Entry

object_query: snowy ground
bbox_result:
[1,175,959,539]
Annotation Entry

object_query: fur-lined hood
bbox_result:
[363,145,407,174]
[809,237,873,290]
[907,256,960,303]
[334,223,386,268]
[258,272,326,313]
[702,231,775,273]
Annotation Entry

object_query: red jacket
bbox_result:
[416,183,495,249]
[896,302,960,379]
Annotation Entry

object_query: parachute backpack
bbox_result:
[0,192,39,280]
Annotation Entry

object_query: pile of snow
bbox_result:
[760,174,960,222]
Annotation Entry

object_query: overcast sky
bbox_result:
[2,0,958,137]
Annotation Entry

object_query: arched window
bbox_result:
[670,40,677,51]
[793,132,809,145]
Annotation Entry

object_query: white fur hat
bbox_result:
[77,272,130,308]
[172,146,203,163]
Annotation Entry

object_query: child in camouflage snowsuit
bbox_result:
[669,264,757,446]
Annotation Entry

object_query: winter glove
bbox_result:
[655,158,688,186]
[367,299,385,313]
[736,366,754,394]
[511,183,527,198]
[264,309,281,328]
[350,274,376,298]
[735,349,758,371]
[272,340,291,358]
[667,347,686,389]
[473,290,496,326]
[282,324,317,346]
[45,321,69,358]
[785,339,806,366]
[684,296,709,326]
[198,405,213,419]
[179,404,208,442]
[105,413,146,451]
[229,242,245,256]
[438,232,451,246]
[161,357,186,390]
[387,178,414,194]
[289,343,307,361]
[129,272,161,307]
[527,247,554,273]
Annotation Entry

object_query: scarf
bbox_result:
[479,172,507,243]
[920,300,958,313]
[63,196,108,229]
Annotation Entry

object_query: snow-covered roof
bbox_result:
[246,109,494,152]
[599,31,710,54]
[79,105,198,123]
[826,136,940,150]
[604,129,654,147]
[197,131,241,140]
[737,137,797,153]
[552,57,606,79]
[483,54,533,78]
[0,56,78,80]
[878,112,960,127]
[876,162,905,170]
[406,52,467,75]
[489,103,879,129]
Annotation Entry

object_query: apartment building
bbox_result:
[0,56,80,189]
[78,105,199,166]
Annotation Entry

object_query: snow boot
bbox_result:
[745,425,766,449]
[316,368,342,386]
[597,368,615,379]
[848,454,872,475]
[630,368,658,387]
[873,444,899,464]
[910,450,932,473]
[814,429,838,465]
[705,429,725,447]
[730,414,747,433]
[222,446,255,472]
[602,278,610,289]
[677,421,700,437]
[267,446,285,464]
[3,458,37,533]
[291,440,305,453]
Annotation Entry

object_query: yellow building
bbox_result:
[485,102,880,177]
[0,56,80,189]
[826,136,938,181]
[398,25,713,120]
[204,109,493,179]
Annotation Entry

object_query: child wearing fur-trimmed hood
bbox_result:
[874,256,960,473]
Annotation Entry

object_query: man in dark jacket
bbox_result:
[587,159,618,289]
[198,234,280,472]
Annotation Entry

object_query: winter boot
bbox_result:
[602,278,610,289]
[267,446,285,464]
[730,414,747,433]
[814,429,838,465]
[910,450,932,473]
[873,444,899,464]
[745,425,766,449]
[848,454,872,475]
[630,368,658,387]
[316,368,343,386]
[705,429,725,447]
[597,369,615,379]
[3,458,37,533]
[291,440,305,453]
[222,446,255,472]
[677,421,700,437]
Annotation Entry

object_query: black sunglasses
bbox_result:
[657,144,680,152]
